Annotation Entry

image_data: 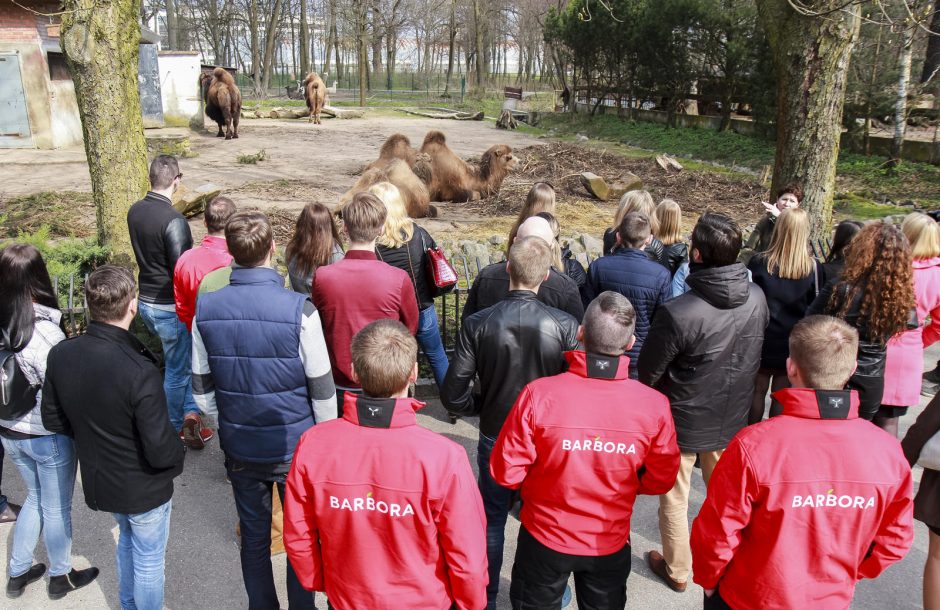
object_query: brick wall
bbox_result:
[0,0,41,44]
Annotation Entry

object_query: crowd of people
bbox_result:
[0,152,938,610]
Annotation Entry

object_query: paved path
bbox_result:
[2,348,937,609]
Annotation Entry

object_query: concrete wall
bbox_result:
[159,51,201,125]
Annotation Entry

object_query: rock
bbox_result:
[489,235,507,246]
[580,172,610,201]
[459,240,490,266]
[566,237,585,255]
[607,172,644,201]
[576,133,589,142]
[579,234,603,256]
[173,182,222,218]
[576,253,589,267]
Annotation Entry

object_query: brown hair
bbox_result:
[902,212,940,260]
[225,210,273,267]
[613,190,658,235]
[508,182,556,246]
[149,155,180,190]
[617,212,651,249]
[535,211,565,271]
[777,182,803,202]
[85,265,136,323]
[205,196,237,233]
[508,236,552,288]
[583,291,636,356]
[763,208,814,280]
[827,222,915,343]
[342,192,387,244]
[655,199,682,246]
[789,315,859,390]
[285,203,342,279]
[351,320,417,397]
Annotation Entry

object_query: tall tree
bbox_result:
[166,0,180,48]
[300,0,310,76]
[755,0,862,239]
[261,0,285,91]
[443,0,457,94]
[893,22,916,163]
[62,0,149,264]
[922,0,940,83]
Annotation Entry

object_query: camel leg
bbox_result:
[232,113,239,139]
[216,123,224,137]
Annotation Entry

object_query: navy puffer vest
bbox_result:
[196,267,310,463]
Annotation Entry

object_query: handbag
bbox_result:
[918,430,940,471]
[0,348,39,420]
[426,245,458,294]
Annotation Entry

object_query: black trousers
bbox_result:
[703,590,734,610]
[509,526,631,610]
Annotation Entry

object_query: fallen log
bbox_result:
[395,108,484,121]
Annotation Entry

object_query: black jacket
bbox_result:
[127,192,193,304]
[603,228,667,267]
[638,263,769,453]
[442,291,580,438]
[376,224,439,310]
[747,255,820,371]
[662,242,689,276]
[41,322,184,514]
[462,262,584,322]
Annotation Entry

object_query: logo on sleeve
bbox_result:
[562,435,636,455]
[329,491,415,517]
[791,489,875,509]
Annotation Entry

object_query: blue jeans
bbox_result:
[1,434,76,578]
[417,305,450,388]
[226,460,314,610]
[137,301,198,430]
[0,441,8,512]
[113,499,172,610]
[478,433,516,610]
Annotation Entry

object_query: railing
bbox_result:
[52,273,89,337]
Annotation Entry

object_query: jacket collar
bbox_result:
[914,257,940,270]
[564,350,629,380]
[86,321,158,365]
[611,247,648,260]
[345,250,378,261]
[229,266,283,286]
[33,303,62,326]
[200,235,229,252]
[342,394,425,428]
[772,387,859,420]
[145,191,172,206]
[505,290,538,300]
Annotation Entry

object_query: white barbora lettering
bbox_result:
[328,494,415,517]
[561,438,636,455]
[791,493,875,510]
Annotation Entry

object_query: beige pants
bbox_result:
[658,450,724,582]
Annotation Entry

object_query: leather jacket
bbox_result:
[662,242,689,276]
[441,291,580,438]
[127,192,193,304]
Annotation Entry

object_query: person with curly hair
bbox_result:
[807,221,916,421]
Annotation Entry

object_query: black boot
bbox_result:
[6,563,45,598]
[48,567,99,600]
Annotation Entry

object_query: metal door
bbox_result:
[0,54,33,148]
[138,43,164,128]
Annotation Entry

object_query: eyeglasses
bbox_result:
[176,173,183,180]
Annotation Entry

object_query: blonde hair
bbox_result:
[537,212,565,271]
[655,199,682,245]
[789,315,859,390]
[509,236,552,288]
[371,182,414,248]
[764,208,814,280]
[902,212,940,260]
[342,192,387,243]
[508,182,556,246]
[613,190,658,235]
[351,320,418,397]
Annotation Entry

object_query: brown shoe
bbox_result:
[646,550,687,592]
[181,414,206,450]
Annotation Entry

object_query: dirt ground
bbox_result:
[0,113,766,244]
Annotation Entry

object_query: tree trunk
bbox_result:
[250,0,262,94]
[756,0,861,239]
[386,32,397,90]
[356,0,367,105]
[472,0,484,88]
[323,0,334,74]
[61,0,149,265]
[893,25,915,163]
[261,0,284,92]
[922,0,940,84]
[300,0,310,77]
[443,0,456,94]
[165,0,178,49]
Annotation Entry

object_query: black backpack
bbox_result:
[0,347,39,420]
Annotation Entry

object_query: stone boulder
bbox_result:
[173,183,222,218]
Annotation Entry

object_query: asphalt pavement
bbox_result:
[2,346,937,610]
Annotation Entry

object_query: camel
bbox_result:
[199,67,241,139]
[303,72,328,125]
[339,157,436,219]
[419,130,518,202]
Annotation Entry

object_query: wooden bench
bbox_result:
[504,86,523,100]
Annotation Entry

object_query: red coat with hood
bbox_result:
[491,351,680,556]
[283,393,488,610]
[691,388,914,609]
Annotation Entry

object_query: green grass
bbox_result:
[237,149,267,164]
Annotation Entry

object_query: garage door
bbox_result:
[0,54,33,148]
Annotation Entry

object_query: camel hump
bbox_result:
[212,67,228,79]
[422,130,447,147]
[304,72,321,87]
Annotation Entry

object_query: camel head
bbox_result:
[479,144,518,181]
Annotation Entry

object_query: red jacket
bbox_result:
[491,351,680,556]
[691,388,914,609]
[283,393,487,610]
[312,250,419,388]
[173,235,232,330]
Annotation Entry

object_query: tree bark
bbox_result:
[165,0,179,49]
[922,0,940,84]
[356,0,367,105]
[443,0,456,94]
[472,0,485,88]
[300,0,310,77]
[893,25,915,163]
[250,0,262,94]
[756,0,861,239]
[261,0,284,92]
[62,0,149,265]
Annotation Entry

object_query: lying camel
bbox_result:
[419,130,518,202]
